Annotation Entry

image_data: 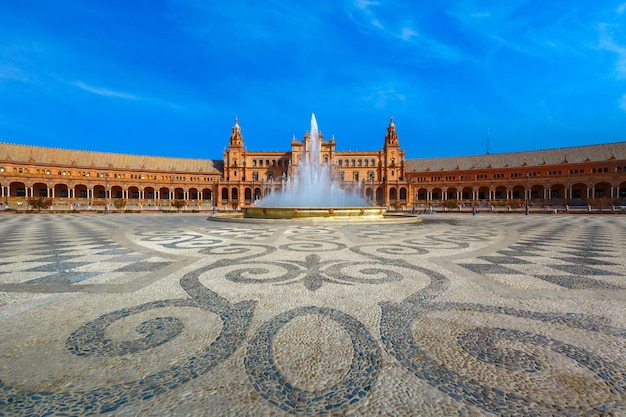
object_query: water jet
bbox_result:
[242,114,386,220]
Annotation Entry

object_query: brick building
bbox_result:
[1,117,625,212]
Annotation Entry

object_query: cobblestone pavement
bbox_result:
[0,213,625,416]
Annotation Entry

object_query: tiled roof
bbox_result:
[0,143,223,173]
[404,142,626,172]
[2,141,625,174]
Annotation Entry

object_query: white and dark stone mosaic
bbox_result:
[0,263,257,416]
[457,219,626,290]
[245,306,382,415]
[0,214,625,415]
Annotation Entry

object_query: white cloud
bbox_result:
[619,94,626,112]
[354,0,379,10]
[598,23,626,79]
[73,81,138,100]
[346,2,460,65]
[618,3,626,14]
[0,64,28,82]
[400,27,418,41]
[360,84,406,108]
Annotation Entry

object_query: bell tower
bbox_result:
[223,117,245,181]
[382,116,405,182]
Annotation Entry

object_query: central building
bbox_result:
[223,117,405,209]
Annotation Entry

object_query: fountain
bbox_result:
[242,114,386,220]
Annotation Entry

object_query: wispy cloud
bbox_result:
[0,64,28,82]
[73,81,139,100]
[346,0,460,64]
[619,94,626,112]
[598,23,626,79]
[448,1,603,59]
[359,83,406,108]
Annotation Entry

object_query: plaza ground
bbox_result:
[0,213,624,416]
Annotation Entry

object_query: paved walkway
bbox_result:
[0,213,624,416]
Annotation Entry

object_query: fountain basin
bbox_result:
[243,206,386,220]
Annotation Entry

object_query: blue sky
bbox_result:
[1,1,625,160]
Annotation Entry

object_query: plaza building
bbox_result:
[1,117,625,212]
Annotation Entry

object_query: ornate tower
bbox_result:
[382,116,405,181]
[223,117,245,181]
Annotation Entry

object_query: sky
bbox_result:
[1,0,625,160]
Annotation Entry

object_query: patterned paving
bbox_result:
[0,213,624,416]
[458,219,626,290]
[0,216,177,288]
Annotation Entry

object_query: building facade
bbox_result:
[1,117,625,212]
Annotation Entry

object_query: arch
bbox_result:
[548,184,565,200]
[128,186,140,199]
[445,187,458,200]
[144,187,155,200]
[570,182,588,200]
[231,187,238,201]
[619,181,626,200]
[375,187,384,204]
[399,187,407,202]
[174,187,185,200]
[94,184,106,199]
[494,186,507,200]
[110,185,123,199]
[51,183,68,198]
[416,187,428,201]
[254,187,262,201]
[74,184,88,199]
[431,187,443,201]
[10,181,27,197]
[244,187,252,202]
[511,185,524,200]
[159,187,171,200]
[389,187,397,202]
[221,187,229,202]
[477,186,489,200]
[461,187,472,200]
[32,182,49,198]
[202,188,213,201]
[188,187,199,200]
[593,181,611,199]
[530,184,544,200]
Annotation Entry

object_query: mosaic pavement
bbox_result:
[0,213,624,416]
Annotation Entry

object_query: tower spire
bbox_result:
[229,115,243,147]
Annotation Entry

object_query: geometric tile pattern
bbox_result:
[0,215,174,287]
[458,217,626,290]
